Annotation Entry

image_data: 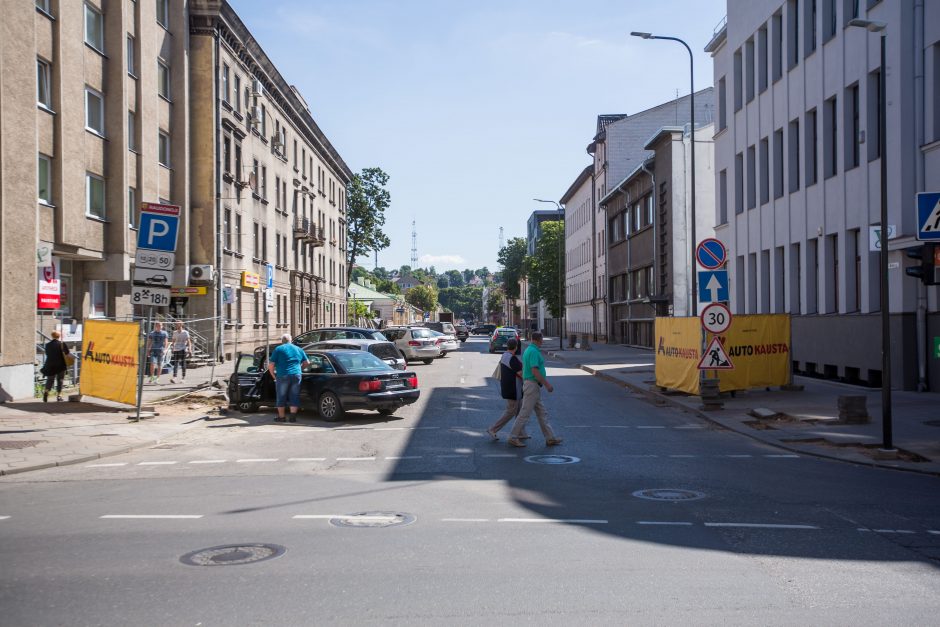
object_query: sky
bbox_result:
[229,0,726,273]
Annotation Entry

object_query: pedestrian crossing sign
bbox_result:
[698,337,734,370]
[916,192,940,241]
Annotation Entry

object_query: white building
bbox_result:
[561,166,596,341]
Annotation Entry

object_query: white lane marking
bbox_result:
[437,455,469,459]
[287,457,326,462]
[724,455,753,458]
[101,515,203,519]
[483,454,517,458]
[375,427,406,431]
[385,456,422,460]
[236,458,279,463]
[138,461,178,465]
[442,518,489,522]
[858,528,917,534]
[705,523,819,529]
[88,463,128,467]
[0,516,10,520]
[928,530,940,535]
[293,515,398,521]
[637,426,666,429]
[669,455,697,458]
[335,427,368,431]
[460,400,467,411]
[336,457,376,461]
[600,425,630,429]
[188,460,227,464]
[637,521,694,526]
[498,518,608,524]
[764,454,800,458]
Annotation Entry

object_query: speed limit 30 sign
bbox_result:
[700,302,732,334]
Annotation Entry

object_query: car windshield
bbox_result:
[331,351,393,372]
[371,343,402,360]
[370,331,388,341]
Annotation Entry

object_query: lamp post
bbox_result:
[349,288,357,326]
[848,18,893,452]
[534,199,565,350]
[631,31,697,315]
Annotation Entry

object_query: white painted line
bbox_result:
[705,523,819,529]
[460,377,466,384]
[101,515,203,519]
[928,530,940,535]
[138,461,178,465]
[336,457,376,461]
[460,401,467,411]
[637,426,666,429]
[335,427,367,431]
[668,455,697,458]
[600,425,630,429]
[287,457,327,462]
[724,455,752,458]
[0,516,10,520]
[564,425,591,428]
[374,427,406,431]
[236,458,279,463]
[88,463,128,467]
[764,454,800,458]
[293,515,398,521]
[385,456,422,460]
[442,518,489,522]
[437,455,469,459]
[868,529,917,534]
[637,521,694,526]
[498,518,608,524]
[483,454,517,458]
[188,460,227,464]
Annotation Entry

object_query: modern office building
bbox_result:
[707,0,940,390]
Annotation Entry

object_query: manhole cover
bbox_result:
[329,511,416,528]
[0,440,46,450]
[524,455,581,465]
[180,543,285,566]
[632,488,706,501]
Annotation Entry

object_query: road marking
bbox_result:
[87,463,127,467]
[637,426,665,429]
[375,427,407,431]
[705,522,819,529]
[437,455,469,459]
[764,454,800,458]
[335,427,369,431]
[385,456,422,460]
[100,515,203,519]
[236,458,279,463]
[336,457,376,461]
[600,425,630,429]
[674,424,705,429]
[460,401,467,411]
[483,454,517,458]
[928,530,940,535]
[497,518,608,524]
[0,516,10,520]
[637,521,694,526]
[414,427,439,430]
[287,457,326,462]
[293,514,398,521]
[442,518,489,522]
[668,455,697,458]
[138,461,178,465]
[724,455,752,458]
[460,377,466,384]
[858,528,917,534]
[189,459,227,464]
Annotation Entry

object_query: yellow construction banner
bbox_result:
[80,320,140,405]
[655,314,791,394]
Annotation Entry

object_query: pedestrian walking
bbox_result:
[267,334,309,423]
[144,322,169,384]
[41,330,71,402]
[508,331,562,448]
[486,338,528,440]
[169,321,193,383]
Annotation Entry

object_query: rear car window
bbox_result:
[332,351,392,372]
[370,331,389,341]
[442,323,456,335]
[411,328,433,339]
[370,343,402,360]
[497,329,517,335]
[303,353,336,374]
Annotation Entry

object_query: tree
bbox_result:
[348,300,374,325]
[376,279,400,294]
[405,284,437,312]
[437,276,450,290]
[443,269,463,287]
[498,237,528,300]
[346,167,392,287]
[438,286,483,319]
[462,269,474,284]
[373,266,390,280]
[527,220,564,317]
[486,286,505,315]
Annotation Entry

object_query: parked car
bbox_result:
[381,326,441,365]
[471,324,496,335]
[489,327,521,353]
[428,330,460,356]
[293,327,388,346]
[423,321,457,336]
[453,323,470,342]
[305,339,406,370]
[228,347,419,420]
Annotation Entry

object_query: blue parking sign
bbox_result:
[137,209,180,252]
[266,263,274,289]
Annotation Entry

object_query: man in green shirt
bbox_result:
[508,332,561,447]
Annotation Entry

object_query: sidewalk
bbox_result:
[546,343,940,476]
[0,361,234,476]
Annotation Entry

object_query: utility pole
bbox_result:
[410,220,418,269]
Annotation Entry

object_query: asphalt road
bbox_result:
[1,336,939,625]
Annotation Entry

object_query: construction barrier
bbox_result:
[80,319,140,405]
[655,314,791,394]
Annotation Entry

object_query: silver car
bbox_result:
[304,339,407,370]
[382,327,441,365]
[428,330,459,357]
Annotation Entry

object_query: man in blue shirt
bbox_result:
[144,322,169,384]
[267,334,309,423]
[508,331,561,447]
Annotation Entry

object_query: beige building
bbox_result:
[560,166,597,341]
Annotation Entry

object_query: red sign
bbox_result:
[140,202,181,216]
[37,259,60,309]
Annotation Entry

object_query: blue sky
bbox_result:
[229,0,726,273]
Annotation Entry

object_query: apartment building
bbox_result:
[526,208,564,335]
[560,166,596,341]
[189,0,352,360]
[707,0,940,390]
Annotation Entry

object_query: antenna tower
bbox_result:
[410,220,418,268]
[498,226,504,251]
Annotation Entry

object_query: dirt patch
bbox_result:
[743,420,777,430]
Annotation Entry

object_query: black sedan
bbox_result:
[228,348,419,421]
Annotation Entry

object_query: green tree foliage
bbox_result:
[373,267,390,280]
[437,276,450,290]
[348,299,374,324]
[462,269,474,284]
[486,286,505,315]
[405,284,437,312]
[528,220,564,317]
[376,279,400,294]
[346,168,392,287]
[438,286,483,319]
[444,270,464,287]
[497,237,528,300]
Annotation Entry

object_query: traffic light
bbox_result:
[904,244,939,285]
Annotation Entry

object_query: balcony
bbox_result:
[293,216,326,247]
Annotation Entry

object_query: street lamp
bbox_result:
[848,18,894,452]
[631,31,698,315]
[534,198,565,350]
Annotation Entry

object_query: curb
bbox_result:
[0,440,159,476]
[547,351,940,477]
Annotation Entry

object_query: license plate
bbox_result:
[386,382,404,389]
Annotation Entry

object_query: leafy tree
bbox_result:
[445,270,464,287]
[398,265,412,276]
[405,284,437,312]
[462,269,474,284]
[438,286,483,319]
[345,167,391,287]
[476,267,490,279]
[527,220,564,317]
[376,279,400,294]
[437,276,450,290]
[348,299,374,324]
[497,237,528,300]
[486,286,505,315]
[373,266,390,280]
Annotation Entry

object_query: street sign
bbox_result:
[916,192,940,241]
[169,287,207,296]
[132,266,173,287]
[869,225,896,251]
[700,302,732,334]
[697,336,734,370]
[135,249,175,271]
[696,238,727,269]
[698,270,730,304]
[137,203,180,252]
[131,285,171,307]
[266,263,274,289]
[37,258,60,309]
[264,288,274,313]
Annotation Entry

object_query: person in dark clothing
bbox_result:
[42,330,71,402]
[486,338,528,440]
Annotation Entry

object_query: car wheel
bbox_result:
[378,408,395,416]
[422,358,433,365]
[318,391,343,422]
[237,400,259,413]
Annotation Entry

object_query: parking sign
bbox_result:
[137,203,180,252]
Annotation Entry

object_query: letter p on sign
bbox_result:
[136,210,180,253]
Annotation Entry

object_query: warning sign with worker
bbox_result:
[698,337,733,370]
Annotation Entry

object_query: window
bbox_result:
[223,136,231,173]
[745,38,755,103]
[36,0,51,14]
[235,213,242,251]
[260,104,266,135]
[38,154,52,203]
[127,36,136,76]
[90,281,108,318]
[718,169,728,224]
[735,152,744,214]
[806,108,818,185]
[824,0,837,41]
[86,173,106,219]
[261,166,267,198]
[934,45,940,142]
[128,187,137,227]
[158,61,170,99]
[788,118,801,192]
[224,208,232,249]
[824,95,838,178]
[733,48,743,111]
[772,11,783,81]
[253,222,259,258]
[156,0,169,28]
[275,232,281,267]
[773,128,784,198]
[760,137,770,205]
[275,176,281,209]
[805,0,818,55]
[84,3,104,52]
[758,26,768,93]
[262,226,268,261]
[128,110,136,150]
[85,86,104,135]
[787,0,800,70]
[158,131,170,167]
[746,145,756,209]
[222,64,230,103]
[234,75,241,112]
[234,143,242,182]
[844,83,860,170]
[868,69,882,160]
[843,0,860,25]
[37,59,51,108]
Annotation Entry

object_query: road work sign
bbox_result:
[698,337,734,370]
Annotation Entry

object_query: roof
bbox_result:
[349,281,396,301]
[594,114,628,141]
[599,156,655,207]
[643,126,685,151]
[559,165,594,205]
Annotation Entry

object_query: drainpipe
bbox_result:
[639,160,657,311]
[914,0,927,390]
[590,170,598,342]
[213,25,224,362]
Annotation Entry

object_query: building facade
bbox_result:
[708,0,940,390]
[560,166,596,341]
[526,208,564,335]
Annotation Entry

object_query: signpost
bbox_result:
[698,270,730,304]
[694,239,734,378]
[696,238,727,270]
[915,192,940,241]
[700,302,732,335]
